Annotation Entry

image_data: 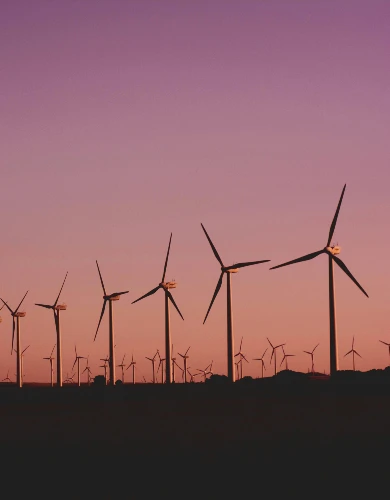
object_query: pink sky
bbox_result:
[1,1,390,382]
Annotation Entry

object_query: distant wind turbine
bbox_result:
[43,344,56,387]
[132,233,184,384]
[1,369,11,383]
[73,346,86,386]
[117,354,126,383]
[201,223,269,382]
[1,291,29,388]
[280,345,295,370]
[234,337,249,379]
[267,338,285,376]
[178,346,190,383]
[379,340,390,364]
[303,343,319,373]
[344,337,362,371]
[82,357,92,385]
[94,261,129,386]
[35,272,68,387]
[270,185,368,376]
[253,348,268,379]
[126,355,136,384]
[145,351,158,384]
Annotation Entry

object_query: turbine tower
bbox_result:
[20,345,30,385]
[1,291,28,388]
[379,340,390,365]
[303,343,319,373]
[72,346,86,386]
[94,261,129,386]
[253,348,268,379]
[43,344,56,387]
[270,185,368,376]
[267,338,285,376]
[145,351,158,383]
[344,337,362,371]
[35,272,68,387]
[178,346,190,383]
[132,233,184,384]
[201,223,269,382]
[83,357,92,385]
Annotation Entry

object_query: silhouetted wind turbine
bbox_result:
[145,351,158,384]
[187,369,199,383]
[201,223,269,382]
[267,338,285,376]
[100,355,109,384]
[197,361,213,382]
[157,354,166,384]
[171,345,182,383]
[1,369,11,383]
[126,355,136,384]
[64,372,75,384]
[234,337,249,379]
[82,357,92,385]
[117,354,126,383]
[344,337,362,371]
[20,345,30,385]
[132,233,184,384]
[94,261,129,386]
[253,348,268,379]
[73,346,86,386]
[43,344,56,387]
[178,346,190,383]
[379,340,390,365]
[1,291,28,388]
[303,343,319,373]
[280,346,295,370]
[35,272,68,387]
[270,185,368,375]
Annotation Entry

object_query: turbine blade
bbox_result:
[131,286,160,304]
[185,346,191,355]
[327,184,346,246]
[0,299,13,315]
[225,260,270,270]
[313,343,320,352]
[22,345,30,354]
[261,348,268,358]
[35,303,53,309]
[72,359,77,369]
[344,350,352,356]
[270,250,324,270]
[51,344,56,357]
[203,272,224,324]
[110,291,129,298]
[54,272,68,306]
[200,223,224,267]
[355,351,362,358]
[96,261,107,296]
[94,300,107,341]
[332,256,369,297]
[15,290,29,314]
[267,338,274,348]
[166,291,184,320]
[162,233,172,283]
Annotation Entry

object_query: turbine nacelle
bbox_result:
[325,246,341,255]
[55,304,67,310]
[15,312,26,317]
[160,281,177,290]
[223,267,238,273]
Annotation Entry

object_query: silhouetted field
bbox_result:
[1,371,389,490]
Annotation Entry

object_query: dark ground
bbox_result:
[1,375,389,494]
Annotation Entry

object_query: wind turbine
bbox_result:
[43,344,56,387]
[303,343,319,373]
[201,223,269,382]
[187,369,199,383]
[82,357,92,385]
[280,346,295,370]
[18,345,30,385]
[344,337,362,371]
[253,348,268,379]
[145,351,158,384]
[379,340,390,365]
[270,185,368,375]
[234,337,249,379]
[197,362,213,382]
[157,354,166,384]
[100,355,109,383]
[1,291,28,388]
[126,355,136,384]
[35,272,68,387]
[94,261,129,386]
[64,372,75,384]
[132,233,184,384]
[117,354,126,383]
[178,346,190,383]
[267,338,285,376]
[73,346,86,386]
[1,369,11,383]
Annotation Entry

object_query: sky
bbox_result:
[1,0,390,382]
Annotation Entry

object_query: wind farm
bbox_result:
[2,0,390,479]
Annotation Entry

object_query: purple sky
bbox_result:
[1,1,390,381]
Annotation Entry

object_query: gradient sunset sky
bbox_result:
[1,1,390,382]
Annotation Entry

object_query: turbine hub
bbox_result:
[325,246,341,255]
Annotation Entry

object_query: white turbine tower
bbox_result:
[280,345,295,370]
[267,338,285,376]
[1,291,29,388]
[35,272,68,387]
[303,344,320,374]
[94,261,129,386]
[270,185,368,376]
[344,337,362,371]
[201,223,269,382]
[253,348,268,378]
[132,234,184,384]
